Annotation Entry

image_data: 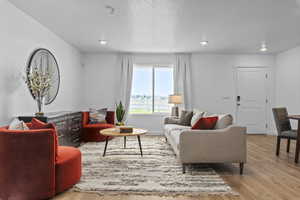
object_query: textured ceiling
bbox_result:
[9,0,300,54]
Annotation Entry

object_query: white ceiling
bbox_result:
[8,0,300,54]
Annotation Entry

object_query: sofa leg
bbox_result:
[239,162,244,175]
[182,164,186,174]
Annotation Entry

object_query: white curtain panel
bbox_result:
[116,54,133,121]
[174,54,193,110]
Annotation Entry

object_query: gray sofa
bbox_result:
[163,114,247,174]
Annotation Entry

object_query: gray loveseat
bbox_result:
[164,113,247,174]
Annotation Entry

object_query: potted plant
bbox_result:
[116,101,126,126]
[25,67,52,116]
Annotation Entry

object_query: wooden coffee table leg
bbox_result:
[103,136,109,157]
[137,135,143,157]
[124,136,126,149]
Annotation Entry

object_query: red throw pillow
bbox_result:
[191,116,218,130]
[30,118,49,129]
[31,118,59,161]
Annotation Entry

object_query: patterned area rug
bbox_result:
[75,136,236,196]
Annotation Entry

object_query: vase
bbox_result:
[35,96,44,116]
[116,122,125,126]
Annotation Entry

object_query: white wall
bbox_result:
[275,46,300,129]
[82,53,119,110]
[0,0,84,125]
[191,54,276,134]
[83,53,276,134]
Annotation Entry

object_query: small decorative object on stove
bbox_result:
[120,126,133,133]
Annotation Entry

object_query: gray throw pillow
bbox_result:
[89,108,107,124]
[179,110,193,126]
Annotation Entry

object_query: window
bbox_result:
[130,64,174,114]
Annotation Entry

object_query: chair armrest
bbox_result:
[179,126,247,163]
[0,129,56,199]
[164,116,180,124]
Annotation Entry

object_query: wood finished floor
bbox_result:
[54,135,300,200]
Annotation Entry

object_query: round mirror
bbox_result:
[26,48,60,105]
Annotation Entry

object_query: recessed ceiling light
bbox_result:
[99,40,108,45]
[200,41,208,47]
[260,42,268,52]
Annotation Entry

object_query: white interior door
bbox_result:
[236,68,268,134]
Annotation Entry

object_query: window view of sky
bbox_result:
[130,65,173,114]
[132,67,152,95]
[131,66,173,96]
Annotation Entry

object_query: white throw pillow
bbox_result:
[89,108,107,124]
[206,113,233,129]
[190,109,205,127]
[8,118,29,130]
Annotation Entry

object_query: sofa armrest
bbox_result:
[164,116,180,124]
[0,129,56,199]
[179,125,247,163]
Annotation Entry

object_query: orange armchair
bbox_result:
[0,123,81,200]
[82,111,115,142]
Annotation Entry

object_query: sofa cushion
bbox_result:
[179,110,193,126]
[55,146,81,193]
[192,116,218,130]
[164,124,191,134]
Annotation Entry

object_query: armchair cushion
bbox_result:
[55,146,81,193]
[84,123,114,129]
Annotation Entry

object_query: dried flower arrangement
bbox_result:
[25,67,52,116]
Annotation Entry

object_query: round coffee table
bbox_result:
[100,128,147,157]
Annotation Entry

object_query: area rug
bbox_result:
[75,136,236,196]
